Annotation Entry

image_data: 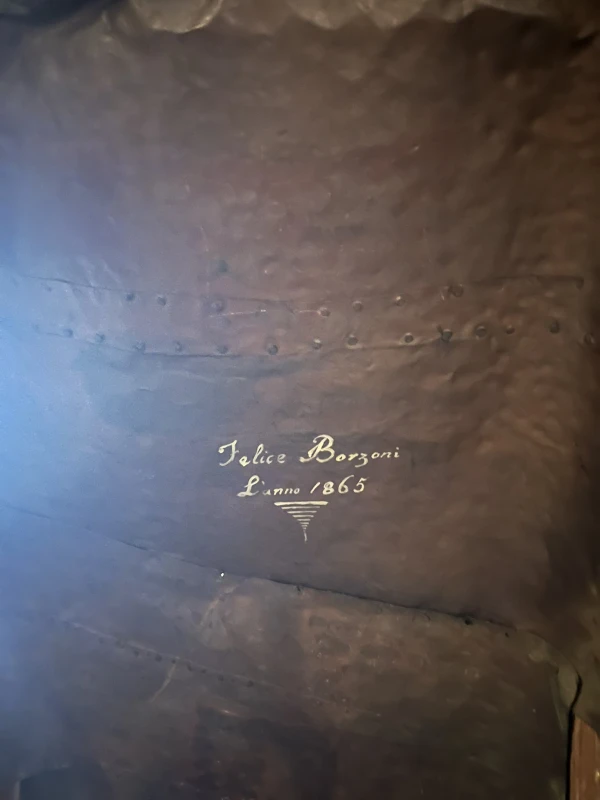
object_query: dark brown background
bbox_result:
[1,2,600,796]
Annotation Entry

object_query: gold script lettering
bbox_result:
[238,475,261,497]
[299,434,336,464]
[218,439,239,466]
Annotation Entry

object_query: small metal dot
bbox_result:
[505,324,516,335]
[394,295,405,307]
[403,333,414,344]
[211,298,225,314]
[352,300,363,312]
[440,328,453,343]
[474,324,487,338]
[216,344,229,355]
[156,295,167,306]
[134,341,146,352]
[174,341,184,353]
[448,284,464,298]
[94,333,106,344]
[63,328,74,338]
[319,307,330,317]
[267,343,279,356]
[312,338,322,350]
[347,334,359,347]
[125,292,135,302]
[549,320,561,334]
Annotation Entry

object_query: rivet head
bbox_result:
[347,334,358,347]
[505,324,516,335]
[319,307,330,317]
[134,341,146,352]
[474,324,487,338]
[549,320,561,334]
[267,343,279,355]
[403,333,414,344]
[312,338,322,350]
[448,284,464,298]
[125,292,136,302]
[94,333,106,344]
[352,300,363,312]
[216,344,229,355]
[156,295,167,306]
[63,328,74,338]
[211,298,226,314]
[394,295,405,307]
[440,328,453,343]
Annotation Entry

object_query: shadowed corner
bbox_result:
[0,0,116,25]
[17,761,113,800]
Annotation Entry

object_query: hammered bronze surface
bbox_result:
[1,2,600,797]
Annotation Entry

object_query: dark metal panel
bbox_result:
[0,7,600,796]
[1,278,598,634]
[1,13,587,295]
[1,5,600,700]
[0,520,576,797]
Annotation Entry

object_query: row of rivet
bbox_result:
[110,290,571,327]
[57,616,349,711]
[65,292,397,312]
[32,279,586,352]
[37,277,575,309]
[44,318,583,355]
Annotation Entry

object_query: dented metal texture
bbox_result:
[3,0,600,33]
[124,0,600,34]
[1,1,600,798]
[0,548,578,798]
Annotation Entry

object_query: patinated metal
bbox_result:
[2,0,600,32]
[1,1,600,797]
